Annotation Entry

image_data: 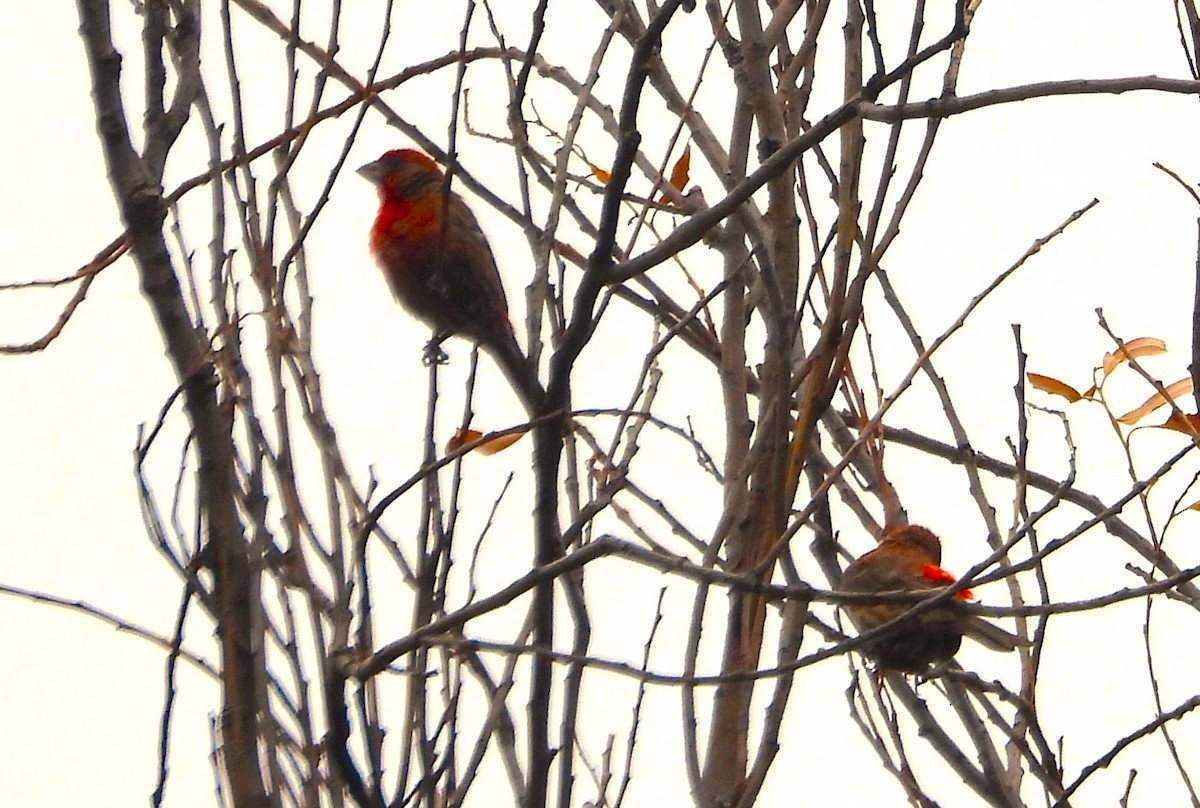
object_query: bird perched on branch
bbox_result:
[837,524,1027,672]
[358,148,544,414]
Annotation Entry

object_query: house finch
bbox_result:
[358,148,544,413]
[837,525,1026,672]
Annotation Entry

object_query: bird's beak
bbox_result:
[356,159,384,184]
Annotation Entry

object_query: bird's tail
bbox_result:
[962,614,1030,653]
[485,332,547,417]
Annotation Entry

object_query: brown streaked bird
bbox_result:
[358,148,544,413]
[837,525,1027,672]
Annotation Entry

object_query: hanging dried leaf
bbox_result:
[1028,373,1084,403]
[1102,337,1167,377]
[659,144,691,203]
[1116,377,1194,425]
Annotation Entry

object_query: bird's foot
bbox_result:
[423,336,450,367]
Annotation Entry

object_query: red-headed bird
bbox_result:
[837,525,1027,672]
[358,148,544,413]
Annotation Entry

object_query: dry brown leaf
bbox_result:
[1116,377,1194,425]
[1159,410,1200,436]
[556,241,586,264]
[1102,337,1167,376]
[445,427,527,456]
[659,144,691,203]
[1028,372,1084,403]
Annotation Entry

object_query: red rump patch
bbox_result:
[922,564,973,600]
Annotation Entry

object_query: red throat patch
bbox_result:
[371,195,442,252]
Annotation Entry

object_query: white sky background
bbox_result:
[3,1,1200,806]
